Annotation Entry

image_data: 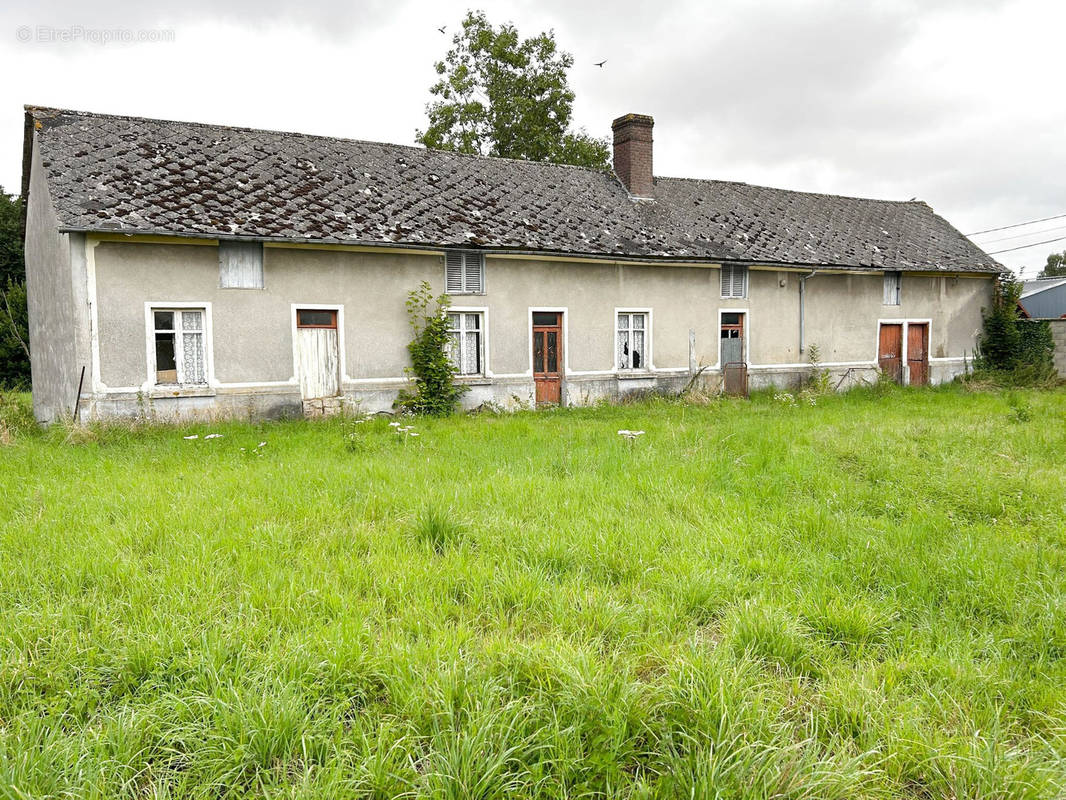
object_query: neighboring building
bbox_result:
[1019,277,1066,320]
[22,107,1001,422]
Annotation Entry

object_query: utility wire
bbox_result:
[978,224,1066,246]
[967,212,1066,236]
[986,235,1066,255]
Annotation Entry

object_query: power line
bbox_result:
[967,212,1066,237]
[978,224,1066,246]
[986,235,1066,255]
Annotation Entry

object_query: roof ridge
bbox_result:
[25,105,615,177]
[655,174,929,206]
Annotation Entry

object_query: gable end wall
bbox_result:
[24,135,81,423]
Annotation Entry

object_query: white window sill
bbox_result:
[455,376,492,386]
[616,370,655,380]
[150,385,215,398]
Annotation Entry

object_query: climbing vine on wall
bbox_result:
[397,281,468,415]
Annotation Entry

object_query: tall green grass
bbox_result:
[1,386,1065,798]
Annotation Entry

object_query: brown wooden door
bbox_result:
[878,324,903,383]
[907,323,929,386]
[532,312,562,405]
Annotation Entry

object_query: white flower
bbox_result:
[409,432,420,437]
[257,441,267,447]
[618,429,645,440]
[183,435,199,440]
[204,433,223,439]
[388,421,401,427]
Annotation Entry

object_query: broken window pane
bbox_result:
[154,311,174,331]
[155,332,176,382]
[617,312,648,369]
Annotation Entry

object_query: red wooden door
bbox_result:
[907,323,929,386]
[532,312,562,405]
[878,324,903,383]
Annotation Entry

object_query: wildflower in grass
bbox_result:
[204,433,224,439]
[617,429,645,440]
[183,434,198,440]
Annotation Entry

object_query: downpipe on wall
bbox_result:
[799,270,817,354]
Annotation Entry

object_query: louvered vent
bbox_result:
[721,265,747,298]
[445,250,484,294]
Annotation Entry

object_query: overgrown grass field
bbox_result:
[1,387,1065,799]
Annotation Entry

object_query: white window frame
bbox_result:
[446,307,487,376]
[721,264,748,299]
[445,250,485,295]
[144,303,213,388]
[883,271,902,305]
[615,308,653,372]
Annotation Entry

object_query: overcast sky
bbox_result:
[2,0,1063,275]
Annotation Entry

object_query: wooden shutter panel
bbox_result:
[219,241,264,288]
[733,266,746,298]
[721,265,745,298]
[883,271,900,304]
[464,253,483,293]
[446,251,463,293]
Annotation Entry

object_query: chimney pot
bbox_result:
[612,113,654,198]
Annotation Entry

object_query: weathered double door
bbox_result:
[877,323,928,386]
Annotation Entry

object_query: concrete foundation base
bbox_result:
[76,358,971,423]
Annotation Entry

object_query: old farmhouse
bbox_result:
[22,107,1001,422]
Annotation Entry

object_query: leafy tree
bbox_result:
[0,188,29,388]
[416,11,610,169]
[1039,250,1066,278]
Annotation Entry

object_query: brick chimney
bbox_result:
[612,114,654,198]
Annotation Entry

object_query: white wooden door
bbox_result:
[296,324,339,400]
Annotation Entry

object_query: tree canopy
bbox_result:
[416,11,610,170]
[1039,250,1066,278]
[0,186,29,388]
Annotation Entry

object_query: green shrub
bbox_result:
[973,277,1056,385]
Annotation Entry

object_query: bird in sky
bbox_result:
[594,59,607,67]
[438,26,446,34]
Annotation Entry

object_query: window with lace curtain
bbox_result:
[151,308,207,385]
[616,311,649,370]
[446,312,483,375]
